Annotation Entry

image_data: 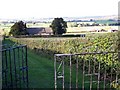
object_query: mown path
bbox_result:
[28,49,54,88]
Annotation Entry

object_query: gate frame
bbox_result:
[1,44,28,89]
[54,51,120,89]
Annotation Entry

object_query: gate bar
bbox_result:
[9,48,13,88]
[69,55,72,89]
[13,48,17,88]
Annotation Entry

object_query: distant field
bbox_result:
[26,22,51,27]
[0,23,13,35]
[95,20,118,24]
[0,21,118,36]
[66,26,118,32]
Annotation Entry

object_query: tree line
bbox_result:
[9,18,67,36]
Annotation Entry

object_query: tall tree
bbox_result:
[9,21,28,36]
[50,18,67,35]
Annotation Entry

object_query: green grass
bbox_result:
[28,49,54,88]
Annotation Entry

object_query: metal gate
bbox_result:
[54,52,120,89]
[1,44,28,89]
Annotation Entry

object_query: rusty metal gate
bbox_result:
[54,52,120,89]
[1,44,28,89]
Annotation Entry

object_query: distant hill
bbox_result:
[85,15,118,20]
[63,15,118,21]
[0,15,118,23]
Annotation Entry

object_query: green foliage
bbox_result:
[10,33,118,60]
[10,33,118,54]
[9,21,28,36]
[9,33,120,89]
[50,18,67,35]
[10,33,118,63]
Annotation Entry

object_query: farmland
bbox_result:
[10,32,118,53]
[2,31,120,89]
[6,32,120,89]
[0,20,118,36]
[9,32,119,69]
[10,32,119,64]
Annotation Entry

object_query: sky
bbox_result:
[0,0,119,19]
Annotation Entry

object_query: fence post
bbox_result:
[0,36,2,90]
[76,55,78,88]
[62,56,65,89]
[69,54,72,89]
[54,55,57,89]
[25,46,29,88]
[82,56,85,90]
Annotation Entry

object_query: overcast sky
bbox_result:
[0,0,119,19]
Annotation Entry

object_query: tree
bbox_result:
[50,18,67,35]
[9,21,28,36]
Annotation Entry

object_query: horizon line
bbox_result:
[0,14,117,20]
